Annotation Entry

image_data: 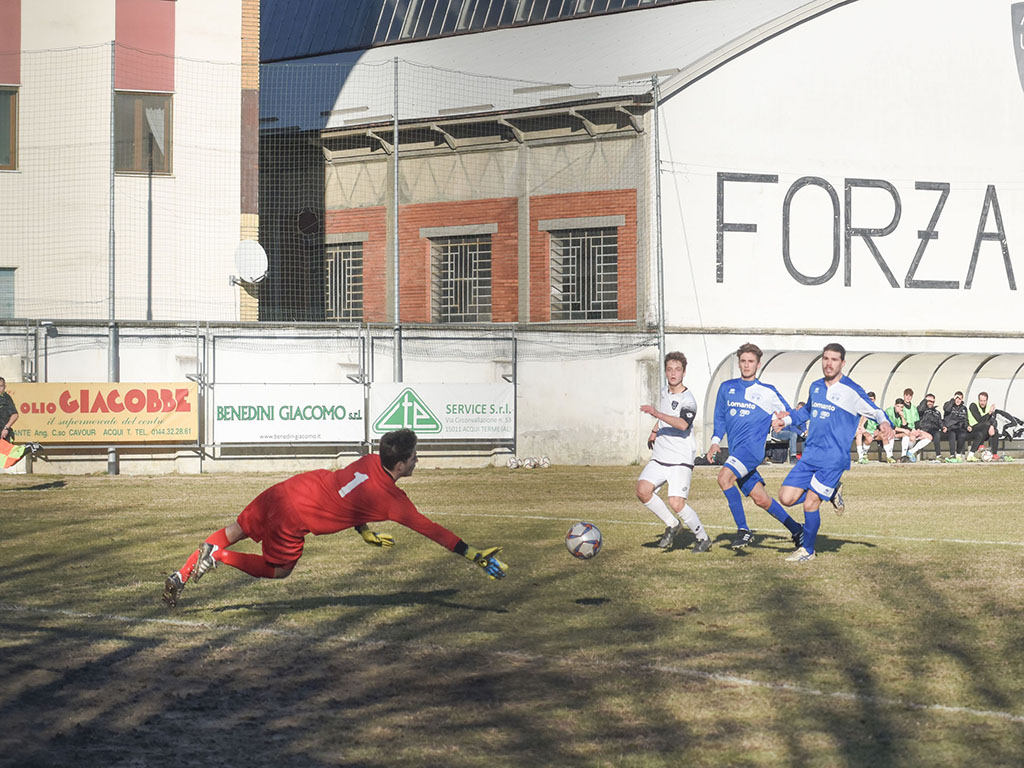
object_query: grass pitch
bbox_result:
[2,462,1024,767]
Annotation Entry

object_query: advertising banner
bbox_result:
[5,382,198,443]
[214,383,365,443]
[370,383,514,439]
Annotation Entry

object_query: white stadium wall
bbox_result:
[654,0,1024,450]
[660,0,1024,336]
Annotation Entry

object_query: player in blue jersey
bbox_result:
[772,343,893,562]
[706,343,806,551]
[637,351,712,553]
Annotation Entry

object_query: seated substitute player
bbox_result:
[854,392,881,464]
[772,343,894,563]
[706,343,805,551]
[162,429,507,607]
[636,351,712,553]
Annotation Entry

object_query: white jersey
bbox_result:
[650,386,698,466]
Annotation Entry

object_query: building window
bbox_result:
[115,92,172,173]
[0,88,16,170]
[431,235,492,322]
[550,227,618,321]
[325,242,363,321]
[0,268,13,318]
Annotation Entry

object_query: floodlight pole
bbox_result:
[652,75,666,383]
[393,57,402,383]
[108,42,119,475]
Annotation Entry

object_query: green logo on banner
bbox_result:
[373,388,442,433]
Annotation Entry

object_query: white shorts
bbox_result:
[639,460,692,499]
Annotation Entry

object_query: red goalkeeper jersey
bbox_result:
[240,454,460,552]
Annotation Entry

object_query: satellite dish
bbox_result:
[233,240,268,284]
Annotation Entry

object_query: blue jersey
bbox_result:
[711,378,791,463]
[787,375,891,470]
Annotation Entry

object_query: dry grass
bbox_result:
[2,462,1024,767]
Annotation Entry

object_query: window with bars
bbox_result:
[430,235,492,322]
[325,242,364,321]
[549,227,618,321]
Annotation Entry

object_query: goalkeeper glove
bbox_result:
[464,546,508,580]
[356,525,395,548]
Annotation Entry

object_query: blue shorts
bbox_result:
[724,450,767,497]
[782,458,844,502]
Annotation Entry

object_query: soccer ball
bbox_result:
[982,450,993,462]
[539,455,551,468]
[506,456,520,469]
[565,521,602,559]
[522,456,537,469]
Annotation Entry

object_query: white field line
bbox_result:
[427,511,1024,548]
[3,600,1024,725]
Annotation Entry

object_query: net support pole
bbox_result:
[392,57,403,383]
[652,75,666,382]
[108,42,119,475]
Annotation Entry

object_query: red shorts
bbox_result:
[236,484,305,569]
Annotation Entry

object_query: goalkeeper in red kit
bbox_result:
[162,429,507,607]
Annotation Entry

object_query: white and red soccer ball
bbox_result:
[565,521,602,559]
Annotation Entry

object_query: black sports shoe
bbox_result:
[693,537,712,554]
[791,529,804,550]
[730,529,754,549]
[657,525,680,550]
[162,572,184,608]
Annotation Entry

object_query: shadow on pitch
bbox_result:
[0,480,67,492]
[211,588,510,615]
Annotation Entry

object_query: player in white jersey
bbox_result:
[773,342,893,562]
[707,343,806,551]
[636,352,712,553]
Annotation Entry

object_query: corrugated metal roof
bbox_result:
[260,0,857,131]
[261,0,699,62]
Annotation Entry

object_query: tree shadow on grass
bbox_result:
[210,589,510,615]
[0,480,67,492]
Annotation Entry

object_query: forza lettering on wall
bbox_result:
[717,173,1015,290]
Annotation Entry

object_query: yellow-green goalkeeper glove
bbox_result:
[464,546,508,580]
[356,525,395,548]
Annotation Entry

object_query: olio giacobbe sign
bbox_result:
[7,382,198,443]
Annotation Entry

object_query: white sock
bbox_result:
[884,439,894,458]
[900,436,910,455]
[857,443,866,459]
[643,494,678,528]
[909,437,930,456]
[678,503,709,541]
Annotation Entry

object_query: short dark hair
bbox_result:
[903,388,913,397]
[925,393,936,401]
[822,342,846,360]
[954,391,964,398]
[895,398,905,406]
[867,391,876,399]
[978,391,988,399]
[664,351,687,370]
[0,376,5,385]
[379,429,417,470]
[736,343,763,362]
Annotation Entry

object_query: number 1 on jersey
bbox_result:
[339,471,369,498]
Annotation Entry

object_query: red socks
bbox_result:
[216,550,277,578]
